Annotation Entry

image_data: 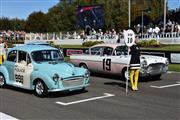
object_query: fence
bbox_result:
[25,32,180,45]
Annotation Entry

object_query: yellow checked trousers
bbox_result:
[130,69,140,90]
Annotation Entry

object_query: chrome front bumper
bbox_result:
[48,84,89,92]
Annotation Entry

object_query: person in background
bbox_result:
[0,37,8,64]
[129,36,141,91]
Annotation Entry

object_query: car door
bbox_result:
[85,46,103,72]
[110,46,130,74]
[5,50,17,83]
[100,47,114,74]
[14,51,33,89]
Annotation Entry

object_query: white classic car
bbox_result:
[70,44,169,80]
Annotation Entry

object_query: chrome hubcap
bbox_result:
[0,75,5,86]
[35,82,44,95]
[124,70,129,80]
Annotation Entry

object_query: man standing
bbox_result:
[0,37,8,64]
[129,36,141,91]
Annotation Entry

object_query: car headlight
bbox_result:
[53,73,60,82]
[84,70,90,78]
[141,60,147,67]
[165,59,169,65]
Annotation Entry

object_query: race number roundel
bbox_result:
[123,29,135,47]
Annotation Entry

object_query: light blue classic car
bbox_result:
[0,45,90,97]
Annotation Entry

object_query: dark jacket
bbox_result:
[130,44,140,69]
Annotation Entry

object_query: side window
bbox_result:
[103,47,113,56]
[114,46,128,56]
[90,47,103,55]
[18,51,27,63]
[7,50,17,62]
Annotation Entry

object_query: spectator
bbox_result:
[0,37,8,64]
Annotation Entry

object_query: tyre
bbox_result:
[122,68,129,80]
[0,73,6,88]
[34,80,48,98]
[80,63,88,69]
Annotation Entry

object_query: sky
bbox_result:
[0,0,180,20]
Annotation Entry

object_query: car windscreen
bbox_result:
[31,50,64,62]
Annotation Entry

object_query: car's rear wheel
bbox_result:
[34,80,48,98]
[0,73,6,88]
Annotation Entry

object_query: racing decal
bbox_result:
[14,68,25,84]
[103,59,111,71]
[15,74,23,84]
[14,68,25,73]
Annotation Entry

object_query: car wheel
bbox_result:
[122,68,129,80]
[0,73,6,88]
[34,80,48,98]
[80,64,88,69]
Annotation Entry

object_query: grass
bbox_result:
[168,64,180,72]
[141,44,180,52]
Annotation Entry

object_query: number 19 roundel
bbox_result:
[123,29,135,47]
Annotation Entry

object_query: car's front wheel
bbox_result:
[122,68,129,80]
[80,63,88,69]
[0,73,6,88]
[34,80,48,98]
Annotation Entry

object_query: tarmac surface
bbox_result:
[0,72,180,120]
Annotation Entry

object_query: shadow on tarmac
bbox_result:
[3,85,88,98]
[47,89,88,98]
[91,72,163,83]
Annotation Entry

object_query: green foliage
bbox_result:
[149,39,160,47]
[169,64,180,72]
[138,39,160,47]
[0,0,167,32]
[82,41,104,47]
[26,11,49,32]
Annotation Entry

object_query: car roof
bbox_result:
[92,43,125,49]
[26,41,50,45]
[10,45,57,53]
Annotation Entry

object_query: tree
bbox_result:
[0,17,12,30]
[26,11,49,32]
[47,0,76,32]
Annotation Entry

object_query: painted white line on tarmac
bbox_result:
[56,93,115,106]
[0,112,19,120]
[150,82,180,89]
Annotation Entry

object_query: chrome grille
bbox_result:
[148,63,165,74]
[62,78,84,87]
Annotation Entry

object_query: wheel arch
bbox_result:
[31,71,53,90]
[79,62,88,68]
[0,66,10,84]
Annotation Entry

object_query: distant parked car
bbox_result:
[0,45,90,97]
[70,44,169,80]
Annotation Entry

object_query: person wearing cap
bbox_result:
[129,36,141,91]
[0,37,8,64]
